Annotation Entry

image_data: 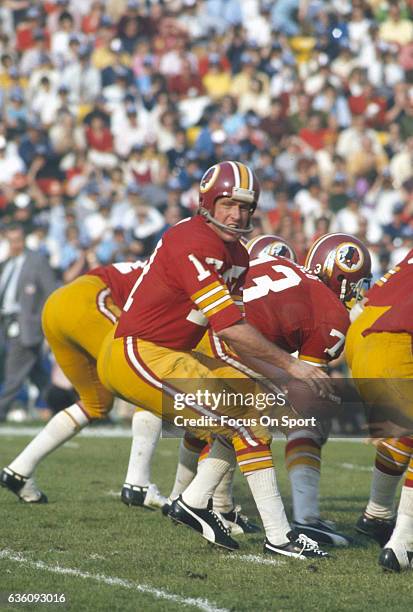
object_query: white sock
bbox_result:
[212,447,236,513]
[124,410,162,486]
[182,438,232,509]
[246,467,290,545]
[289,466,320,524]
[168,438,200,502]
[9,404,90,477]
[387,486,413,549]
[366,467,401,519]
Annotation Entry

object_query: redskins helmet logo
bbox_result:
[265,243,292,258]
[335,243,364,273]
[200,165,220,194]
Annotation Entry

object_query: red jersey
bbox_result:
[364,249,413,336]
[88,261,146,309]
[115,216,248,350]
[242,255,350,365]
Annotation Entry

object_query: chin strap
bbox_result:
[199,207,254,235]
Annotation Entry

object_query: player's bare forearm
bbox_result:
[218,321,294,370]
[217,321,333,394]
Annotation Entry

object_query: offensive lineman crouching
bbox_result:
[98,160,332,560]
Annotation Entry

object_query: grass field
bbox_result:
[0,428,412,612]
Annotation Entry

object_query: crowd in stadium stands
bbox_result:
[1,0,413,415]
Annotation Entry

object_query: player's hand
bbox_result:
[285,359,334,397]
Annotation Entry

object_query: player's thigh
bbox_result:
[97,332,164,417]
[98,334,270,441]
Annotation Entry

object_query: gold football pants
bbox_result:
[42,275,120,419]
[345,306,413,429]
[97,333,274,473]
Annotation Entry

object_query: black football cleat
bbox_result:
[264,531,330,560]
[222,505,261,535]
[379,544,413,572]
[168,496,239,551]
[355,512,396,547]
[121,483,167,510]
[0,468,47,503]
[292,519,351,547]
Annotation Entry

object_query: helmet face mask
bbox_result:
[246,234,298,261]
[199,161,260,235]
[305,233,372,308]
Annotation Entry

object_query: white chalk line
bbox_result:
[235,554,286,566]
[0,549,228,612]
[339,463,373,472]
[106,489,120,497]
[0,426,365,442]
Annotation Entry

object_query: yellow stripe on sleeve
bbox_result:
[203,298,236,318]
[197,289,230,309]
[191,280,222,302]
[298,354,328,366]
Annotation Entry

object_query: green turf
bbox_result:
[0,433,412,612]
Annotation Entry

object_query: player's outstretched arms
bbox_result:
[217,321,334,396]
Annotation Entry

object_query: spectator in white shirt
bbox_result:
[51,11,76,66]
[0,135,24,186]
[294,177,322,218]
[61,45,101,104]
[113,104,147,158]
[335,192,365,235]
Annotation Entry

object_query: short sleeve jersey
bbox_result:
[115,216,248,350]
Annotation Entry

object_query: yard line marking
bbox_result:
[105,490,120,497]
[340,463,373,472]
[235,554,286,566]
[0,426,365,442]
[0,550,228,612]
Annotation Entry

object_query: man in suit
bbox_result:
[0,223,57,422]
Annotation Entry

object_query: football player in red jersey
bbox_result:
[196,233,370,546]
[163,234,300,533]
[0,261,167,509]
[98,161,332,558]
[244,235,355,546]
[346,249,413,571]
